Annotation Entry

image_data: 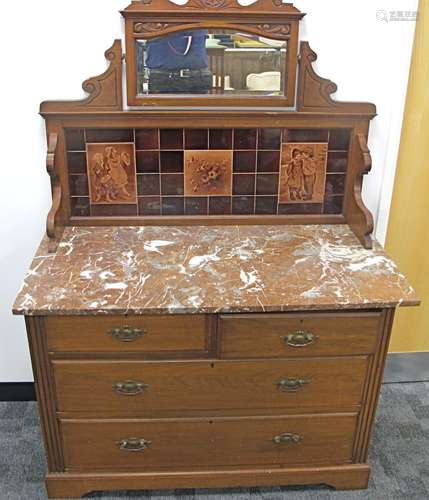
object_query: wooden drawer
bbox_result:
[53,357,368,413]
[45,315,210,353]
[219,312,382,358]
[61,413,358,470]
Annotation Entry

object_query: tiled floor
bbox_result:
[0,382,428,500]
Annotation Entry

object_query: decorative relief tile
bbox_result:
[86,143,137,205]
[279,143,328,204]
[184,150,233,197]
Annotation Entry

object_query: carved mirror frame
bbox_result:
[122,0,304,107]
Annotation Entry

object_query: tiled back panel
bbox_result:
[65,128,350,218]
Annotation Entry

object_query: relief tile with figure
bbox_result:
[279,143,328,204]
[86,143,137,204]
[184,150,233,197]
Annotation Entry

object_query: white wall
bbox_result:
[0,0,417,382]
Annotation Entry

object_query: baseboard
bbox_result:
[383,352,429,383]
[0,383,36,401]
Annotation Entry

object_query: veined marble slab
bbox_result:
[13,225,419,316]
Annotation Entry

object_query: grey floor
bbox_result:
[1,382,429,500]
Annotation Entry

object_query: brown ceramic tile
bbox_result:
[234,129,257,150]
[233,151,257,173]
[185,129,208,150]
[278,203,323,215]
[136,151,159,174]
[257,151,280,173]
[232,196,254,215]
[160,151,184,173]
[258,129,281,150]
[233,174,255,196]
[185,197,208,215]
[137,174,160,196]
[209,197,231,215]
[70,197,90,217]
[86,143,137,204]
[91,204,138,217]
[184,150,233,197]
[65,129,85,151]
[255,196,278,215]
[209,129,233,150]
[135,129,159,150]
[67,152,87,174]
[161,174,184,196]
[326,174,346,196]
[283,129,330,143]
[279,143,328,203]
[138,196,161,216]
[324,195,344,214]
[162,197,184,215]
[329,129,351,151]
[327,151,349,173]
[160,129,184,150]
[85,129,133,143]
[69,175,89,196]
[256,174,279,195]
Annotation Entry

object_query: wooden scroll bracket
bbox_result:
[347,133,375,250]
[46,133,63,253]
[297,41,376,116]
[40,40,123,114]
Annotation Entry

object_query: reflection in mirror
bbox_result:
[136,30,287,97]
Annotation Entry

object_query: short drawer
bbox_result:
[61,413,358,470]
[219,311,383,358]
[45,315,210,353]
[53,357,368,413]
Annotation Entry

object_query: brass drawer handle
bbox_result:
[283,331,318,348]
[117,437,151,452]
[273,433,303,445]
[277,378,309,392]
[110,326,145,342]
[113,380,148,396]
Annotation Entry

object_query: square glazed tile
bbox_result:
[138,196,161,216]
[234,129,257,150]
[233,174,255,196]
[327,151,349,173]
[137,174,160,196]
[232,196,254,215]
[69,175,89,196]
[185,197,208,215]
[324,195,344,214]
[255,196,278,215]
[233,151,257,173]
[65,128,85,151]
[135,129,159,150]
[90,204,138,216]
[161,174,184,196]
[256,174,279,195]
[67,152,87,174]
[329,129,351,151]
[209,196,231,215]
[136,151,160,174]
[326,173,346,196]
[278,203,323,215]
[161,197,184,215]
[85,129,133,143]
[258,129,281,150]
[70,197,90,217]
[86,143,137,204]
[160,129,184,150]
[184,150,233,197]
[257,151,281,173]
[160,151,184,173]
[185,129,209,150]
[209,129,233,150]
[283,129,330,143]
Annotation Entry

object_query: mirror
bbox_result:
[135,29,288,97]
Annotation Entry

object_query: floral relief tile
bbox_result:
[184,150,233,197]
[86,143,137,205]
[279,143,328,204]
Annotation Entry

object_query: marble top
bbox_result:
[13,225,419,316]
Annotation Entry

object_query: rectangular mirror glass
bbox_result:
[136,29,288,97]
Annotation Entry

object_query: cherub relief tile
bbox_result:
[86,143,137,205]
[279,143,328,204]
[184,150,233,197]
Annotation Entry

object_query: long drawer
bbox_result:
[45,315,210,353]
[53,357,368,413]
[219,312,382,358]
[61,413,358,470]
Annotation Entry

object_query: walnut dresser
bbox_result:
[13,1,419,498]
